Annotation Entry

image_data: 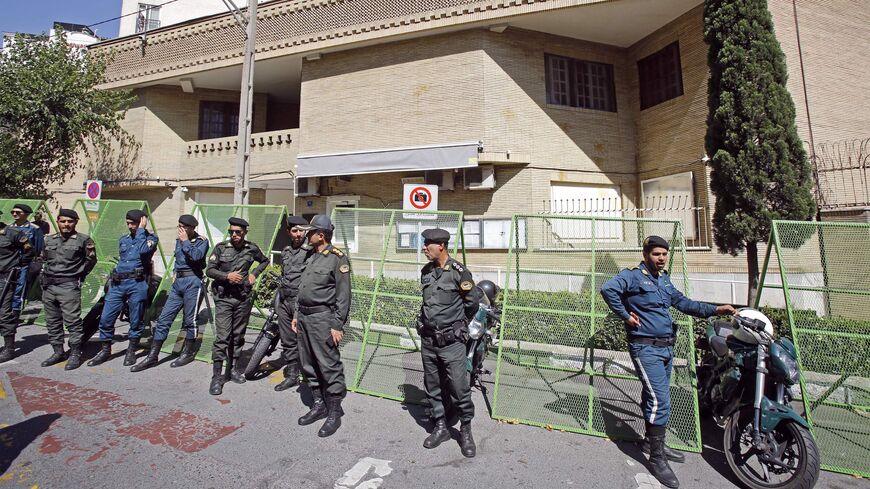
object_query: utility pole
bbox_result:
[224,0,257,205]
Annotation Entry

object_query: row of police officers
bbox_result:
[0,205,731,481]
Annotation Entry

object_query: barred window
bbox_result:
[198,101,240,140]
[545,54,616,112]
[136,4,161,33]
[637,42,684,109]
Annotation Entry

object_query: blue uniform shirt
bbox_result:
[11,222,44,265]
[173,235,209,272]
[600,262,716,338]
[115,227,159,273]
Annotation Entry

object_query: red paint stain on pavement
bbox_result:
[116,410,241,453]
[86,446,111,462]
[39,435,64,454]
[216,399,230,405]
[7,372,241,453]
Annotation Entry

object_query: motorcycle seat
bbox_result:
[710,335,730,357]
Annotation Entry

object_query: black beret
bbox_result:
[286,215,308,228]
[58,208,79,220]
[12,203,33,214]
[643,235,670,252]
[178,214,198,227]
[228,217,249,228]
[126,209,146,222]
[421,228,450,244]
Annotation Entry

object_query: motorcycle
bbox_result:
[697,309,820,489]
[243,293,282,379]
[466,280,501,389]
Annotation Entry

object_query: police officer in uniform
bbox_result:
[273,216,311,392]
[9,204,45,330]
[0,211,32,363]
[600,236,735,488]
[89,210,159,367]
[417,228,482,458]
[39,209,97,370]
[132,214,209,372]
[206,217,269,395]
[291,215,350,437]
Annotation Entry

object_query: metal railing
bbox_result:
[542,196,711,249]
[813,137,870,210]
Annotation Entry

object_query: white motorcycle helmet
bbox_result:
[731,308,774,345]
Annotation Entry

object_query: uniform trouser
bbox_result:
[0,271,17,337]
[43,282,84,346]
[152,276,202,341]
[98,278,149,341]
[421,336,475,423]
[629,343,674,427]
[297,310,346,397]
[275,294,298,364]
[12,266,28,312]
[211,295,253,363]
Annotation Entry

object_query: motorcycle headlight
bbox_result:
[771,341,800,386]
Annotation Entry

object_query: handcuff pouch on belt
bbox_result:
[111,267,145,285]
[418,319,468,347]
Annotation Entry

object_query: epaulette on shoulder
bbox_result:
[330,247,345,257]
[451,261,465,273]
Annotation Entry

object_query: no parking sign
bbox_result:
[85,180,102,212]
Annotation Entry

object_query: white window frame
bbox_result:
[327,195,360,253]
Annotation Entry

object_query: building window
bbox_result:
[545,54,617,112]
[641,171,697,240]
[136,4,161,33]
[198,101,240,140]
[395,218,526,250]
[637,42,683,109]
[548,184,624,242]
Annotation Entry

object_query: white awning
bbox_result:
[296,141,480,178]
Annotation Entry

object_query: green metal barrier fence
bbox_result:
[756,220,870,476]
[0,199,57,304]
[491,215,702,452]
[331,207,466,404]
[34,199,166,329]
[156,204,287,362]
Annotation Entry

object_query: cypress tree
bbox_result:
[704,0,815,305]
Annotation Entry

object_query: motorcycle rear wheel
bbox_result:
[724,410,820,489]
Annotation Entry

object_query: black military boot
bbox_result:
[65,345,83,370]
[647,426,680,488]
[274,362,300,391]
[641,432,685,463]
[131,340,163,372]
[41,344,67,367]
[0,335,15,363]
[459,422,476,458]
[423,418,451,449]
[123,338,140,366]
[87,341,112,366]
[170,339,196,368]
[228,356,246,384]
[298,391,328,425]
[318,396,344,437]
[209,361,225,395]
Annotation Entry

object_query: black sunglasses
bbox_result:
[228,229,245,235]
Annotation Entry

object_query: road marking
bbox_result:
[0,378,6,399]
[335,457,393,489]
[634,473,663,489]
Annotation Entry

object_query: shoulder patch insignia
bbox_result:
[209,254,217,261]
[641,268,648,275]
[460,280,473,291]
[339,264,350,273]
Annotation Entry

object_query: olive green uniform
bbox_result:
[206,240,269,363]
[419,257,480,422]
[41,232,97,347]
[296,244,351,397]
[276,245,310,365]
[0,224,32,337]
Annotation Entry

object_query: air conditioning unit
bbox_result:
[401,176,425,185]
[425,170,455,191]
[296,177,320,197]
[463,165,495,190]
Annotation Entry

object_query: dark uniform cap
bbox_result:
[421,228,450,244]
[286,215,308,228]
[126,209,146,222]
[12,203,33,214]
[643,235,670,253]
[228,216,249,228]
[58,208,79,220]
[302,214,333,232]
[178,214,198,227]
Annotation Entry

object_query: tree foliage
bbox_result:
[704,0,815,303]
[0,28,136,198]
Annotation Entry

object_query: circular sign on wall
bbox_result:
[409,186,433,210]
[86,180,102,200]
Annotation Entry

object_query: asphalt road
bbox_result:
[1,323,867,489]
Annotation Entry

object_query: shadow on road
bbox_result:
[0,413,62,476]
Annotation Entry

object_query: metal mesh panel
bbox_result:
[155,204,286,362]
[491,215,702,452]
[757,221,870,476]
[331,207,465,403]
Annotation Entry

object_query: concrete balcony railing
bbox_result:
[182,129,298,181]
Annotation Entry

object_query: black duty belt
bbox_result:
[298,304,332,315]
[630,336,676,347]
[42,276,79,286]
[423,319,465,332]
[175,270,201,278]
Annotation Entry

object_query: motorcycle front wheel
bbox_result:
[723,410,820,489]
[244,330,278,378]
